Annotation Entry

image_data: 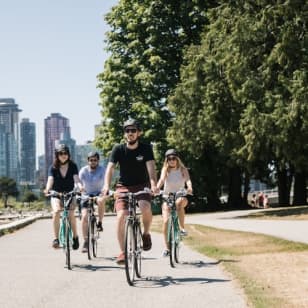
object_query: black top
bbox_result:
[109,143,154,186]
[48,161,79,192]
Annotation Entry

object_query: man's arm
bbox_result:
[146,160,158,194]
[102,162,115,195]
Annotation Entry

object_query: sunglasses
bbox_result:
[125,128,137,134]
[58,152,68,156]
[89,159,98,162]
[167,156,177,161]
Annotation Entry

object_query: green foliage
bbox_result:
[96,0,214,158]
[0,177,18,208]
[21,191,38,204]
[168,1,308,204]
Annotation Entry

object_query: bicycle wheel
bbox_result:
[173,218,181,263]
[65,218,71,270]
[87,214,92,260]
[124,218,135,286]
[135,222,142,278]
[91,215,98,258]
[168,217,176,268]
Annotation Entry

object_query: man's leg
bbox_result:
[139,200,152,234]
[139,200,152,251]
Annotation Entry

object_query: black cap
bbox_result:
[165,149,178,158]
[123,118,140,130]
[54,144,70,155]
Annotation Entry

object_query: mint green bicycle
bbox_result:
[161,189,188,268]
[48,190,77,270]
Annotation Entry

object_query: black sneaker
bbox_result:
[142,233,152,251]
[72,236,79,250]
[97,221,103,232]
[52,238,60,249]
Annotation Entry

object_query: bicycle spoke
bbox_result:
[135,223,142,278]
[125,220,135,286]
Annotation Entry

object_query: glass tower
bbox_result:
[0,98,21,180]
[44,113,70,179]
[20,118,36,183]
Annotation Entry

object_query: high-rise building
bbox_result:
[0,98,21,180]
[20,118,36,183]
[44,113,70,179]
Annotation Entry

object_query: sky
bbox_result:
[0,0,118,155]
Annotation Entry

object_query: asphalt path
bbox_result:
[186,209,308,244]
[0,216,247,308]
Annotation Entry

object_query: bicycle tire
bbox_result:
[173,218,181,263]
[135,222,142,278]
[91,215,98,258]
[124,218,135,286]
[168,218,176,268]
[65,218,71,270]
[87,214,92,260]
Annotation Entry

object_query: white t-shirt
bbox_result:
[163,169,186,194]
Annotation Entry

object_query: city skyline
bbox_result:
[0,0,119,156]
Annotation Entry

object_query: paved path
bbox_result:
[0,216,247,308]
[186,209,308,244]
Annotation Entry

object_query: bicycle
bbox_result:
[116,188,151,286]
[79,194,101,260]
[160,189,188,268]
[47,190,77,270]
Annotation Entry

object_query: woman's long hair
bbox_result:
[53,152,72,169]
[162,155,186,177]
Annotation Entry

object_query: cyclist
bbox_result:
[44,144,81,250]
[156,149,193,257]
[79,151,106,253]
[102,119,158,264]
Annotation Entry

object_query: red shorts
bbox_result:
[114,183,152,211]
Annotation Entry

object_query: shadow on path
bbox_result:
[134,275,230,288]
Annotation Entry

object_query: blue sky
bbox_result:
[0,0,118,155]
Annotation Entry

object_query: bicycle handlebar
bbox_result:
[46,190,79,198]
[115,187,152,198]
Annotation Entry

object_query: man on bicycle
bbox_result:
[79,151,106,253]
[102,119,158,264]
[44,144,80,250]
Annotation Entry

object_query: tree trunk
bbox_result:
[228,166,242,208]
[242,172,250,208]
[292,171,307,205]
[277,167,290,206]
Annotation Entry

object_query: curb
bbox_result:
[0,214,43,237]
[0,212,117,237]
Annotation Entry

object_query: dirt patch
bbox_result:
[239,252,308,308]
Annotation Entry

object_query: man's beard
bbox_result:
[127,139,138,145]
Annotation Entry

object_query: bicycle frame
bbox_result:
[48,190,76,270]
[162,189,187,267]
[117,188,150,286]
[80,194,100,259]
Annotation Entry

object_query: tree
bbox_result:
[0,177,18,208]
[21,191,38,206]
[168,1,308,207]
[96,0,217,159]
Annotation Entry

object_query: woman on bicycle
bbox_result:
[44,144,81,250]
[157,149,193,257]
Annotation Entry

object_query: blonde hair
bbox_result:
[162,155,186,177]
